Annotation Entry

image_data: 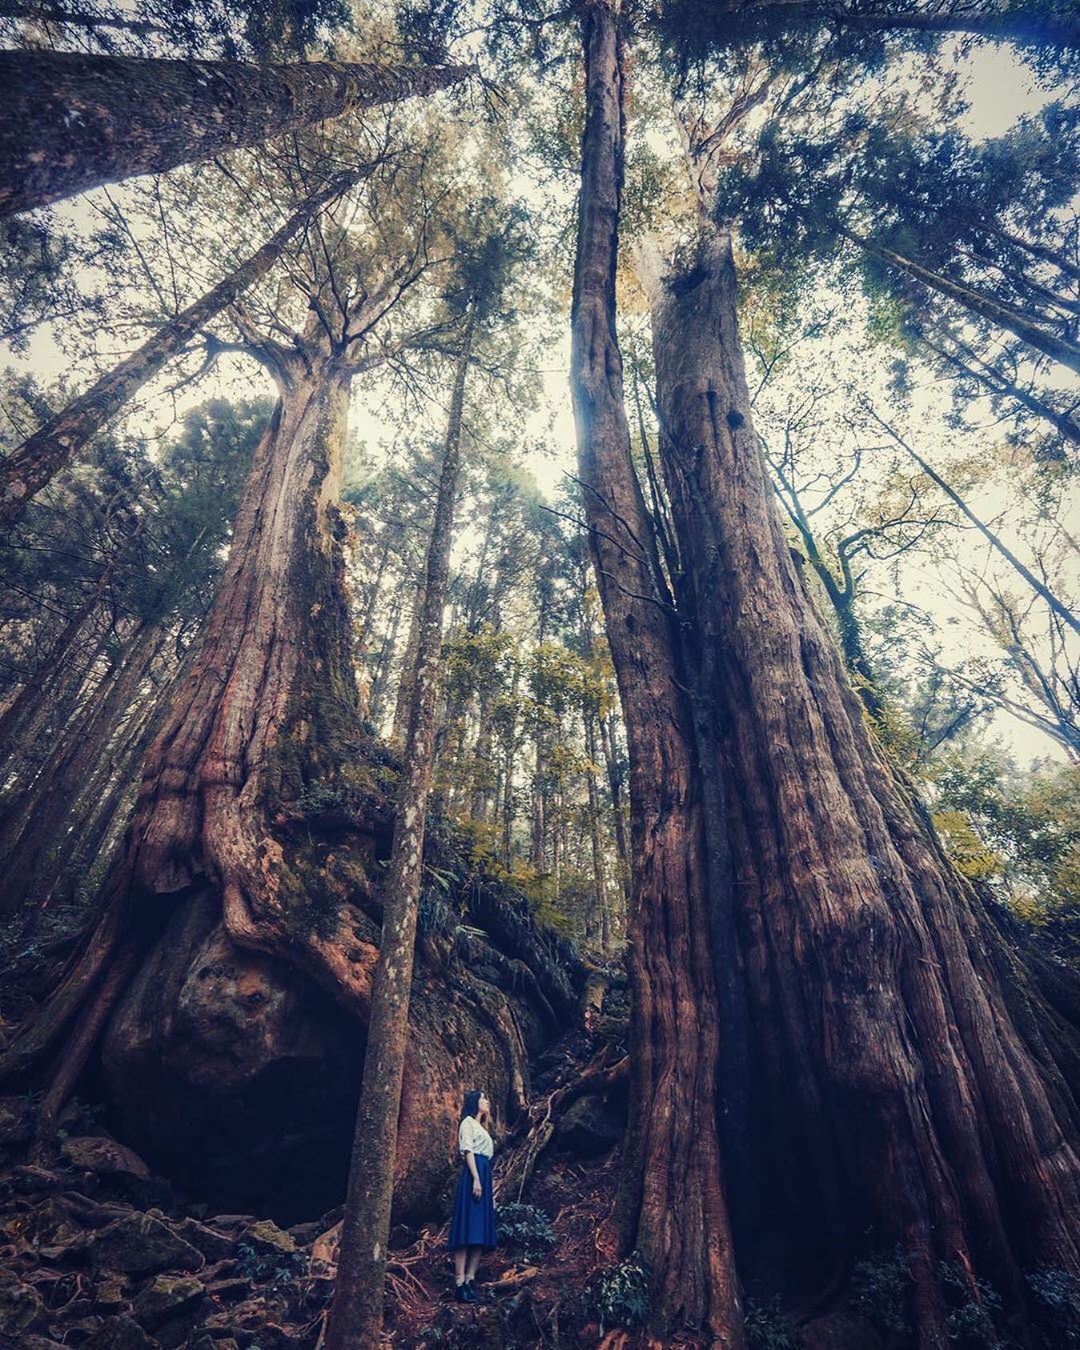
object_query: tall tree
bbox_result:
[0,49,473,216]
[325,298,475,1350]
[0,166,373,529]
[569,1,744,1337]
[616,42,1080,1342]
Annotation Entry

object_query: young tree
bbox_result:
[326,206,531,1345]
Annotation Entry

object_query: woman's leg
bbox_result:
[453,1247,467,1284]
[465,1244,482,1281]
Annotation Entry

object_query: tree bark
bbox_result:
[325,307,474,1349]
[0,50,474,218]
[569,3,744,1341]
[0,169,367,529]
[647,217,1080,1344]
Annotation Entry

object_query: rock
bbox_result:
[389,1222,416,1249]
[0,1268,44,1335]
[83,1315,160,1349]
[91,1272,129,1309]
[132,1275,205,1330]
[201,1294,289,1342]
[22,1336,69,1349]
[285,1219,323,1245]
[554,1094,624,1157]
[87,1213,202,1276]
[61,1136,150,1179]
[174,1217,235,1261]
[798,1309,884,1349]
[240,1219,295,1255]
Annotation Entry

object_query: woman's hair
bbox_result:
[459,1089,483,1123]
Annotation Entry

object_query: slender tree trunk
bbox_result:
[470,688,495,823]
[700,1,1080,49]
[391,588,423,748]
[598,710,630,903]
[921,332,1080,447]
[569,3,744,1340]
[0,50,474,217]
[530,724,547,870]
[584,710,608,951]
[0,578,108,761]
[0,619,166,913]
[863,405,1080,636]
[368,591,403,726]
[647,216,1080,1344]
[325,308,475,1350]
[0,170,367,529]
[850,229,1080,375]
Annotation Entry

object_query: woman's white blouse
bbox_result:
[458,1115,494,1158]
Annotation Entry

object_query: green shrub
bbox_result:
[494,1201,556,1262]
[1027,1266,1080,1344]
[581,1252,651,1334]
[745,1296,798,1349]
[852,1245,912,1334]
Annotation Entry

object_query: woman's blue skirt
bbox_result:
[448,1152,498,1250]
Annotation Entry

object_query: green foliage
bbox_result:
[1026,1265,1080,1344]
[493,1201,556,1262]
[235,1240,306,1289]
[929,748,1080,918]
[852,1246,911,1334]
[937,1260,1005,1348]
[744,1296,798,1349]
[580,1253,651,1335]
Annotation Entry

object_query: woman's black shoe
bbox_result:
[454,1282,477,1304]
[466,1280,485,1302]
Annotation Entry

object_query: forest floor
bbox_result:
[0,1039,635,1350]
[0,898,643,1350]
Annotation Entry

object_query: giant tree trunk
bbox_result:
[0,170,366,529]
[569,3,744,1341]
[0,50,473,217]
[0,339,562,1220]
[647,219,1080,1345]
[325,306,474,1350]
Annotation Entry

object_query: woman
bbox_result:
[448,1088,498,1302]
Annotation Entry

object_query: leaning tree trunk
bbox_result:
[325,305,475,1350]
[0,50,473,217]
[647,218,1080,1346]
[849,229,1080,375]
[569,2,745,1342]
[0,169,367,529]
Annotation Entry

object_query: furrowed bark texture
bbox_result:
[326,309,474,1349]
[0,50,474,217]
[0,170,366,530]
[0,335,563,1216]
[648,221,1080,1346]
[569,3,744,1342]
